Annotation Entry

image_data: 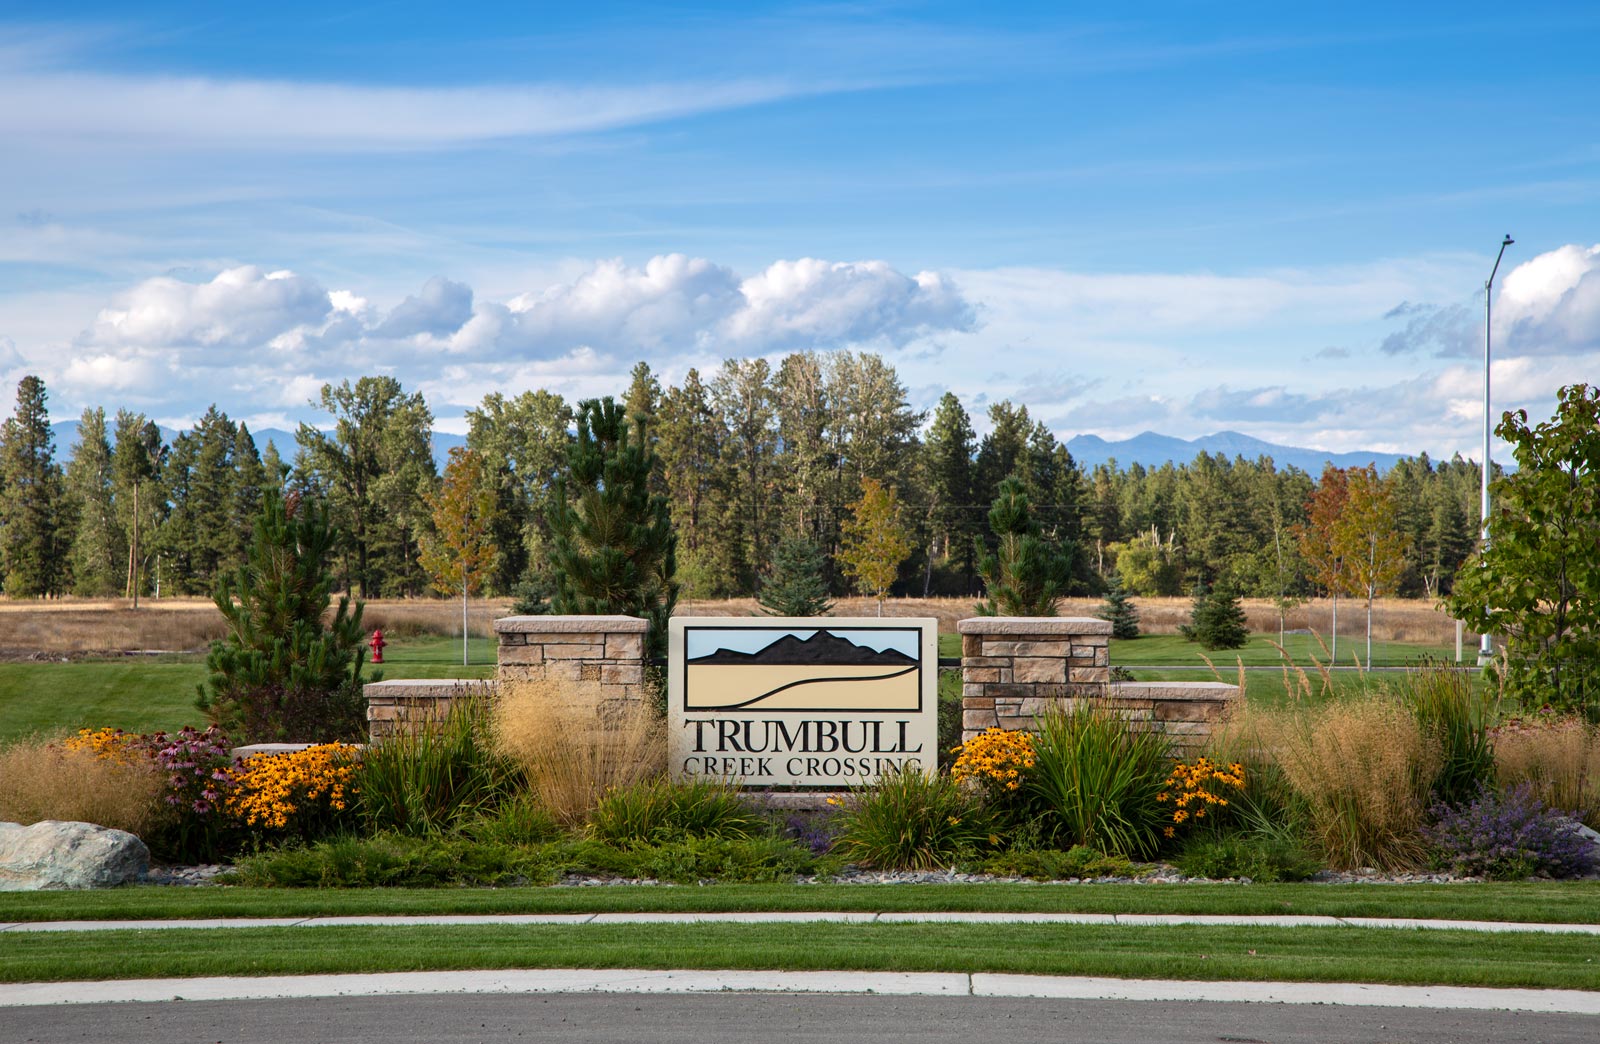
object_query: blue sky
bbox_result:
[2,2,1596,459]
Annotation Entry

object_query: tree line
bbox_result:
[0,357,1488,606]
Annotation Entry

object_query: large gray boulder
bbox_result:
[0,820,150,891]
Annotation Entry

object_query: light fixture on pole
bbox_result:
[1478,234,1513,665]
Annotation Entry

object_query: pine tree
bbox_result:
[197,488,368,743]
[974,475,1073,616]
[66,407,126,596]
[758,535,834,617]
[0,376,68,597]
[548,397,678,657]
[1095,573,1141,639]
[922,391,977,591]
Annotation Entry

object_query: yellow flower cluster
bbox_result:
[951,727,1037,792]
[60,727,146,765]
[1156,756,1246,838]
[225,743,361,830]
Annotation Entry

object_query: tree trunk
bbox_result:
[462,575,470,667]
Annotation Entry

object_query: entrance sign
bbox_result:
[668,617,938,787]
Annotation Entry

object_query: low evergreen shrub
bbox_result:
[979,845,1133,880]
[1174,836,1322,882]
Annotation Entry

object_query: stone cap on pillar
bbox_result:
[957,617,1113,635]
[494,615,650,634]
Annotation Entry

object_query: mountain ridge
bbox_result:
[1065,429,1407,473]
[689,630,917,667]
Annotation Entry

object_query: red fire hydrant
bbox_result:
[369,629,386,664]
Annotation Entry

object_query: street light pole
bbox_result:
[1479,234,1513,665]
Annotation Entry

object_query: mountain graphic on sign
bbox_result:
[684,629,920,712]
[689,630,916,667]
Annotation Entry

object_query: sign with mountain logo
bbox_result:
[668,617,938,787]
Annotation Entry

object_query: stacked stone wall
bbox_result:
[958,617,1235,754]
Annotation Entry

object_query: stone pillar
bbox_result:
[957,616,1237,755]
[494,615,650,709]
[958,617,1111,744]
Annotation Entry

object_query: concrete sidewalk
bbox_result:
[3,968,1600,1015]
[5,910,1600,934]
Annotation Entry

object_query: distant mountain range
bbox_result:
[45,419,1404,475]
[689,630,917,667]
[1064,430,1406,474]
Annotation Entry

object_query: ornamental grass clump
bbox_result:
[0,733,164,837]
[1399,663,1496,806]
[226,743,361,842]
[589,777,767,846]
[833,766,993,870]
[1258,697,1439,870]
[1026,704,1171,858]
[1493,718,1600,828]
[492,679,664,827]
[1424,783,1598,880]
[357,692,512,835]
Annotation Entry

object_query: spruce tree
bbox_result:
[974,475,1073,616]
[1095,573,1141,639]
[197,488,368,742]
[548,397,678,657]
[0,376,68,597]
[760,535,834,617]
[1181,581,1249,650]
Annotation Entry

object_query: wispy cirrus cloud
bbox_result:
[0,71,849,152]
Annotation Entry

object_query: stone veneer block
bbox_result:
[1012,657,1066,683]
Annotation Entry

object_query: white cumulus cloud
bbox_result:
[83,265,332,351]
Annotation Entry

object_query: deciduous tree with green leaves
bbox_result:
[420,448,499,666]
[1450,384,1600,717]
[1335,464,1409,668]
[838,477,913,616]
[1296,465,1351,662]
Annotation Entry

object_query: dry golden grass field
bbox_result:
[0,594,1469,656]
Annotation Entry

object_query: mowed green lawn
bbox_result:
[6,919,1597,990]
[0,635,495,744]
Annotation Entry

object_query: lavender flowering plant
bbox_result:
[1424,783,1597,880]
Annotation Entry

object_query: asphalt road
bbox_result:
[8,993,1597,1044]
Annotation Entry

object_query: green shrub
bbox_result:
[1026,705,1172,858]
[979,845,1133,880]
[834,767,993,870]
[1174,836,1323,882]
[588,777,767,846]
[458,792,564,846]
[1399,663,1496,807]
[356,695,513,835]
[228,834,552,888]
